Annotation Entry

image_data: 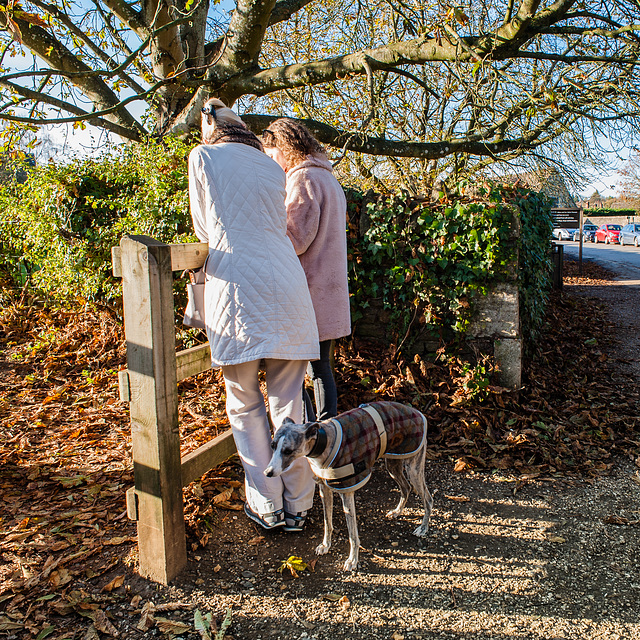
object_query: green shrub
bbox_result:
[515,187,554,350]
[583,208,636,217]
[1,143,553,358]
[346,182,553,355]
[0,137,194,302]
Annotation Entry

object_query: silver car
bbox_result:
[552,228,573,241]
[619,223,640,247]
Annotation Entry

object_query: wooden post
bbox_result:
[119,235,187,584]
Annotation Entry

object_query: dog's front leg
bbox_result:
[340,492,360,571]
[315,482,334,556]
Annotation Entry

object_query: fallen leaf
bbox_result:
[212,488,233,504]
[155,602,194,612]
[35,625,55,640]
[0,617,24,632]
[444,495,470,502]
[93,609,119,636]
[102,575,125,592]
[453,458,467,473]
[339,595,350,611]
[548,535,566,543]
[322,593,343,602]
[277,556,307,577]
[137,601,156,631]
[604,515,629,525]
[156,617,191,635]
[83,626,100,640]
[49,568,72,587]
[104,536,135,546]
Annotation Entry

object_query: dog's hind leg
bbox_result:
[315,482,334,557]
[339,491,360,571]
[384,458,411,519]
[405,446,433,537]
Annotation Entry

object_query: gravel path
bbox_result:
[117,257,639,640]
[155,460,640,640]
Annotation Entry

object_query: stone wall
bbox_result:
[584,216,637,227]
[353,208,522,390]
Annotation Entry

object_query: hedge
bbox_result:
[0,140,553,354]
[583,208,636,217]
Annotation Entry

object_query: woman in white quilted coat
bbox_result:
[188,99,319,532]
[262,120,351,421]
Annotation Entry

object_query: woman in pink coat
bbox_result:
[262,119,351,421]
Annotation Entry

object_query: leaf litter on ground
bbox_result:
[1,257,639,637]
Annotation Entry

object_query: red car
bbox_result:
[594,224,621,244]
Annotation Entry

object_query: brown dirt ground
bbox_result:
[2,257,640,640]
[144,258,640,640]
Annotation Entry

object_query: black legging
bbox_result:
[303,340,337,421]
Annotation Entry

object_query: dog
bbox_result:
[264,400,433,571]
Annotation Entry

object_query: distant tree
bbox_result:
[2,0,640,188]
[619,153,640,196]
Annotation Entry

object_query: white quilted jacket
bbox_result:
[188,143,320,367]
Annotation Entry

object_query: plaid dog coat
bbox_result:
[308,401,427,492]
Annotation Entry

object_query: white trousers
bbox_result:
[222,359,316,516]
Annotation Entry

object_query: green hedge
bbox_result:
[346,183,553,354]
[584,208,636,217]
[1,140,553,355]
[0,137,193,302]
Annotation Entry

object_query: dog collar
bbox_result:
[307,425,327,458]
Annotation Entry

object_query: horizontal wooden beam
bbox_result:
[180,430,237,487]
[126,429,237,519]
[170,243,208,272]
[118,344,212,402]
[176,343,211,381]
[111,241,209,278]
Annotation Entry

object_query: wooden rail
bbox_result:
[112,235,236,584]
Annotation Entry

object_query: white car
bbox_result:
[552,228,573,241]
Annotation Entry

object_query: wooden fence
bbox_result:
[111,235,236,584]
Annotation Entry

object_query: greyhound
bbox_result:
[264,401,433,571]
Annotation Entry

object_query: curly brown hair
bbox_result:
[261,119,326,169]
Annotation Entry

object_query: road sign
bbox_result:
[552,208,580,229]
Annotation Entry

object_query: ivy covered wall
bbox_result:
[346,184,553,362]
[1,142,554,373]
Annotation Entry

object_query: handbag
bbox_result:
[183,266,206,329]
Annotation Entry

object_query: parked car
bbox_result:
[619,223,640,247]
[552,227,573,241]
[594,224,621,244]
[573,223,598,242]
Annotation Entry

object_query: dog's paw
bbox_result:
[413,524,429,537]
[315,543,330,556]
[385,509,401,519]
[343,557,358,572]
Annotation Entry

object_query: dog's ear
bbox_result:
[304,422,320,437]
[281,417,295,425]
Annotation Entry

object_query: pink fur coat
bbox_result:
[285,155,351,342]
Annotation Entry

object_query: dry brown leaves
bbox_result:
[0,297,231,637]
[333,258,640,478]
[1,261,640,635]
